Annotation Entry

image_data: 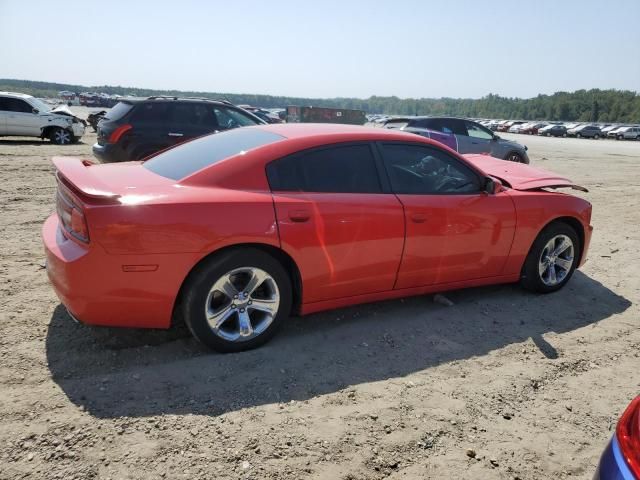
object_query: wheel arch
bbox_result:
[523,216,586,273]
[41,124,72,140]
[171,243,303,327]
[504,149,524,163]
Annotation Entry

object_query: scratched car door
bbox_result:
[267,143,405,304]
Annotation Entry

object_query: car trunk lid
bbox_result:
[52,157,174,202]
[463,154,588,192]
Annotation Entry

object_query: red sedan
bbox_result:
[43,124,593,352]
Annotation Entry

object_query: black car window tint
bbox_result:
[130,102,169,124]
[267,144,382,194]
[441,119,466,135]
[427,119,447,133]
[5,98,32,113]
[381,143,480,195]
[168,103,217,128]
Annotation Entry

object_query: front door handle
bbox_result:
[168,132,184,137]
[288,209,310,222]
[410,213,427,223]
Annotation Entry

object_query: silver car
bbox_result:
[397,117,530,163]
[610,126,640,140]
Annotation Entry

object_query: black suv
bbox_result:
[92,97,265,163]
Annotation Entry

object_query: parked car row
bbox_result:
[479,119,640,140]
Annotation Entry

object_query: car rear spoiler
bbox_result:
[52,157,120,199]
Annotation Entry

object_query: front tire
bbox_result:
[182,248,292,353]
[521,222,580,293]
[49,127,72,145]
[506,151,524,163]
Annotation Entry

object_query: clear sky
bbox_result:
[1,0,638,99]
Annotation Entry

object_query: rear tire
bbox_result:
[594,134,599,139]
[521,222,580,293]
[182,248,292,353]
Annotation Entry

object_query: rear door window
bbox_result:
[168,103,218,129]
[130,102,170,125]
[1,98,32,113]
[267,144,382,194]
[424,118,466,135]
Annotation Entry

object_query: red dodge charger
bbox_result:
[43,124,593,352]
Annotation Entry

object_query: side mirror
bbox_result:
[484,177,502,194]
[492,134,500,141]
[32,108,39,114]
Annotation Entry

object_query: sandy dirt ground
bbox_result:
[0,109,639,479]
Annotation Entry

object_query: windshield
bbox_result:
[29,98,51,113]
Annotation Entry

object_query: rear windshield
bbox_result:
[143,128,285,180]
[105,102,133,121]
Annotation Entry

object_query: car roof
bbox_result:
[118,96,236,106]
[0,91,34,99]
[250,123,423,140]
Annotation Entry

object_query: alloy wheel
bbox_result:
[205,267,280,342]
[53,129,71,145]
[538,234,575,286]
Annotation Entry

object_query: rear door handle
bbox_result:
[168,132,184,137]
[410,213,427,223]
[288,209,310,222]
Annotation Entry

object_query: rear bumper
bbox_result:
[593,436,634,480]
[42,213,185,329]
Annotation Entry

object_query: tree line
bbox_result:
[1,79,639,123]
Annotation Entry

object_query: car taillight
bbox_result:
[616,396,640,478]
[108,124,132,143]
[56,187,89,243]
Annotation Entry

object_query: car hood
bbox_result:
[46,105,87,125]
[463,154,588,192]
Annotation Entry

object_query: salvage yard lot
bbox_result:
[0,111,639,479]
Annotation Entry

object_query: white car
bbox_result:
[0,92,86,144]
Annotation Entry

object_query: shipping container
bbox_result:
[286,106,366,125]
